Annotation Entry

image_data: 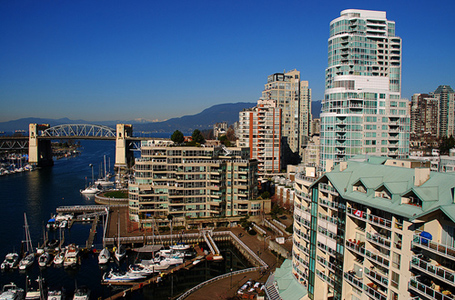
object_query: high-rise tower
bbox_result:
[320,9,410,166]
[262,69,312,164]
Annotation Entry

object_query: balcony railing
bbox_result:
[346,239,366,256]
[364,283,387,300]
[365,267,389,287]
[413,235,455,262]
[366,232,392,249]
[344,272,363,290]
[411,255,455,286]
[365,249,390,268]
[319,183,338,195]
[367,214,392,229]
[346,206,367,221]
[409,276,454,300]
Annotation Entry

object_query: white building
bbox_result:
[320,9,410,167]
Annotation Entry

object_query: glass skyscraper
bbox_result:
[320,9,410,166]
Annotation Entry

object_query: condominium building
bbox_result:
[290,156,455,300]
[238,99,282,173]
[128,139,259,228]
[261,69,312,161]
[433,85,455,138]
[410,93,439,140]
[320,9,410,167]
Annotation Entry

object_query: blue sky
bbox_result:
[1,0,454,122]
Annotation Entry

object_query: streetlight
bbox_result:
[230,268,233,288]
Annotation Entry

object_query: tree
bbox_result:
[219,135,231,147]
[171,130,184,144]
[192,129,205,144]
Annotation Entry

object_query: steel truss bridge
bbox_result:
[41,124,116,139]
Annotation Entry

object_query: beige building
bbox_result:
[128,140,261,228]
[239,99,282,174]
[261,69,312,160]
[284,156,455,300]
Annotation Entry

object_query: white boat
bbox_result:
[58,220,67,229]
[128,264,156,276]
[80,185,101,195]
[1,253,19,270]
[38,252,50,267]
[63,244,79,268]
[102,270,145,283]
[157,249,184,259]
[18,254,34,270]
[170,243,191,251]
[46,218,58,230]
[25,277,44,300]
[53,251,64,265]
[47,289,63,300]
[19,213,34,270]
[73,287,90,300]
[0,283,24,300]
[114,211,126,261]
[98,248,110,265]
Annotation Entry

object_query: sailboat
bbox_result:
[80,164,101,195]
[19,213,35,270]
[95,156,114,188]
[114,211,126,261]
[98,212,111,265]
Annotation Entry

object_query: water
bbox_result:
[0,140,251,299]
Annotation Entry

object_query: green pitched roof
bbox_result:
[273,259,307,300]
[317,157,455,222]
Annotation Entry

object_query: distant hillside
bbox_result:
[312,100,322,118]
[0,102,256,133]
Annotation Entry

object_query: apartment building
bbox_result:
[290,156,455,300]
[433,85,455,138]
[128,139,259,228]
[238,99,282,174]
[320,9,410,167]
[261,69,312,161]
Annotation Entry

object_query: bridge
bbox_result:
[0,123,157,169]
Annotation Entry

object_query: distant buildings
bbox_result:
[410,93,439,141]
[238,99,282,174]
[434,85,455,138]
[320,9,410,167]
[213,122,228,138]
[128,140,267,228]
[261,69,312,162]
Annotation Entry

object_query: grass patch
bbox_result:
[103,190,128,198]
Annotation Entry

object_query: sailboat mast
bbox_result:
[104,155,107,179]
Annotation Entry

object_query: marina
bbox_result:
[0,140,267,299]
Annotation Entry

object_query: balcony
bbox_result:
[319,183,338,195]
[366,232,392,249]
[346,239,366,256]
[365,249,390,268]
[413,235,455,262]
[367,213,392,229]
[409,276,454,300]
[344,271,363,290]
[347,206,367,221]
[364,283,387,300]
[365,267,389,288]
[411,255,455,286]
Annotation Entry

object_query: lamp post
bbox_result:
[230,268,233,288]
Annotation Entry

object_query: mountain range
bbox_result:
[0,101,322,133]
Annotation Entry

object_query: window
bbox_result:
[392,252,401,269]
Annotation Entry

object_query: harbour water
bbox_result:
[0,140,252,299]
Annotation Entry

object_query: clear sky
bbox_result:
[1,0,454,122]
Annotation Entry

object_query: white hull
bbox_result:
[1,253,19,270]
[102,270,145,283]
[18,254,34,270]
[98,248,110,265]
[80,186,101,195]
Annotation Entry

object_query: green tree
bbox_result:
[261,191,271,199]
[171,130,185,144]
[219,135,231,147]
[192,129,205,144]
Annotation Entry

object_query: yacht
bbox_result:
[18,253,35,270]
[38,252,50,267]
[1,253,19,270]
[170,243,191,251]
[128,264,156,276]
[98,248,110,265]
[53,251,64,265]
[80,185,101,195]
[102,270,145,283]
[73,287,90,300]
[63,245,79,268]
[0,283,24,300]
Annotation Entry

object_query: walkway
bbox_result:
[184,227,284,300]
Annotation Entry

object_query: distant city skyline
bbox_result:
[1,0,454,122]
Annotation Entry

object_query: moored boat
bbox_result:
[63,244,79,268]
[73,286,90,300]
[38,252,50,267]
[102,270,145,283]
[98,248,110,265]
[1,253,19,270]
[0,282,24,300]
[53,251,64,265]
[18,253,34,270]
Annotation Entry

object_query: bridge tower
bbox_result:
[29,123,54,167]
[115,124,134,173]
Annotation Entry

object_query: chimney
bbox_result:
[340,161,348,172]
[414,168,430,186]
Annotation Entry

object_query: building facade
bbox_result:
[292,156,455,300]
[128,140,260,228]
[238,99,282,173]
[261,69,312,160]
[320,9,410,167]
[410,93,439,140]
[433,85,455,138]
